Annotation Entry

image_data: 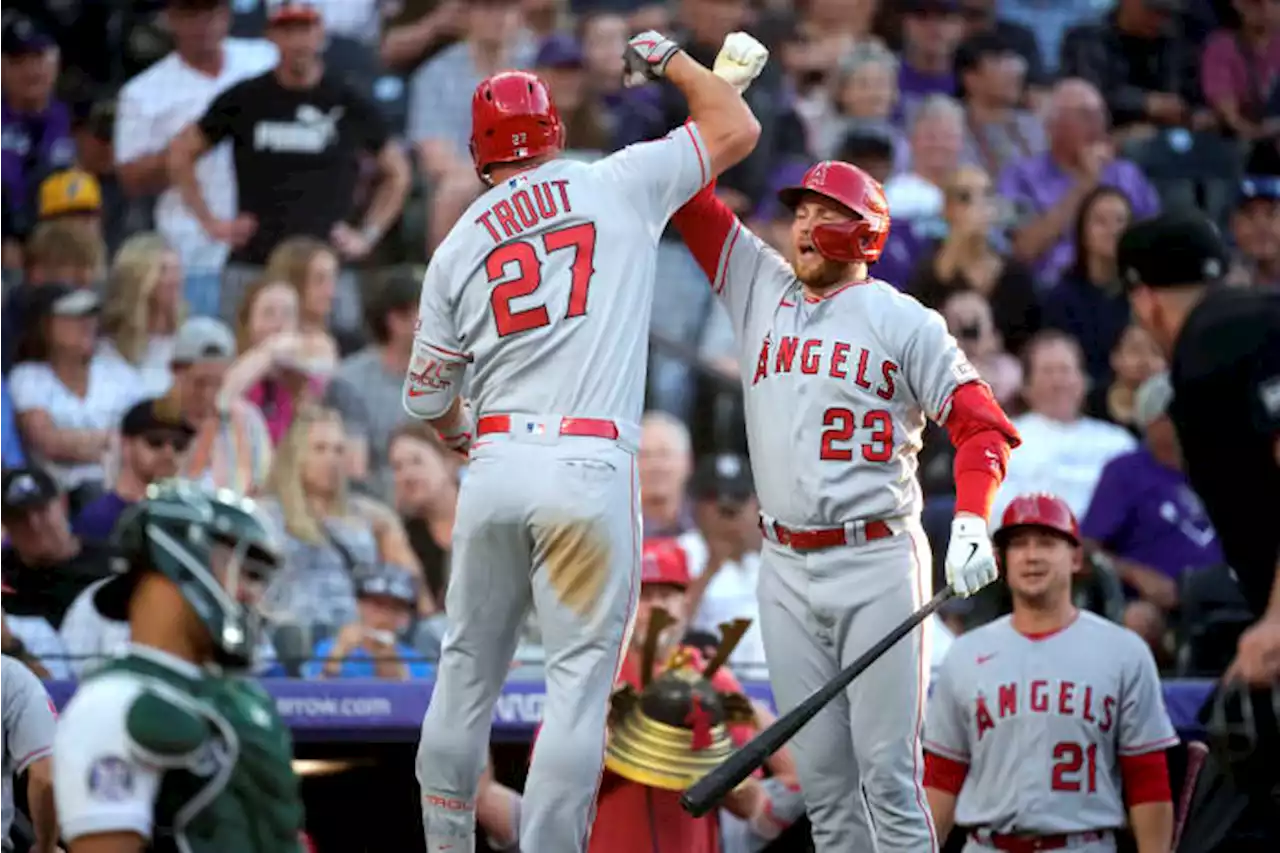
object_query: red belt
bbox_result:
[476,414,619,440]
[764,519,893,551]
[972,830,1108,852]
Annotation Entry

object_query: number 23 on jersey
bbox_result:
[485,223,598,337]
[820,406,893,462]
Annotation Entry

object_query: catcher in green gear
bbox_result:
[51,480,307,853]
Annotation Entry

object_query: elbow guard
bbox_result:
[946,383,1020,519]
[402,341,467,420]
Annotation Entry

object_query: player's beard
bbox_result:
[793,253,865,292]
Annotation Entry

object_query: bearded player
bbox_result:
[404,31,767,853]
[924,493,1177,853]
[473,538,805,853]
[52,480,306,853]
[663,47,1022,853]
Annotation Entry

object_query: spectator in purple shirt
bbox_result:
[896,0,966,127]
[577,10,665,150]
[0,16,76,245]
[1082,372,1224,621]
[998,78,1161,287]
[71,396,196,543]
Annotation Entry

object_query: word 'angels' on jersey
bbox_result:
[676,188,980,525]
[925,612,1178,834]
[412,124,712,427]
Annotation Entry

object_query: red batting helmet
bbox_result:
[992,493,1081,550]
[469,71,565,180]
[641,539,690,588]
[777,161,891,264]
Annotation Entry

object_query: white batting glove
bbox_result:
[713,32,769,95]
[623,30,681,87]
[945,513,999,598]
[436,400,475,458]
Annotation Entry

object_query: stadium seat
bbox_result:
[1123,130,1244,227]
[271,620,313,677]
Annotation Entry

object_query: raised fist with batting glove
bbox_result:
[946,513,999,597]
[712,32,769,94]
[623,30,682,87]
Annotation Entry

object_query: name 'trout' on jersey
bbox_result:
[411,124,712,427]
[924,612,1178,835]
[678,196,981,525]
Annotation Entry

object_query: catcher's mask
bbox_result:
[604,614,756,791]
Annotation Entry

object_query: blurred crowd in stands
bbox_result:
[1,0,1278,685]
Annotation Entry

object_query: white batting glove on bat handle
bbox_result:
[713,32,769,95]
[623,30,681,87]
[945,513,999,597]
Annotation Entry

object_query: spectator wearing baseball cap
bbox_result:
[303,564,433,680]
[71,396,197,543]
[1,15,75,244]
[0,466,114,629]
[1228,172,1280,290]
[168,316,274,494]
[8,284,145,507]
[680,453,767,670]
[37,169,103,226]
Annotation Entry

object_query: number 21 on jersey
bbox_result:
[486,223,598,337]
[820,406,893,462]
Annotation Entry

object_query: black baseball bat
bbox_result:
[681,585,956,816]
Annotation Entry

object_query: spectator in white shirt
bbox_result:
[992,330,1137,521]
[113,0,276,317]
[680,453,768,672]
[95,233,186,398]
[8,286,142,508]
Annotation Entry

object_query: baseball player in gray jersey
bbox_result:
[402,31,767,853]
[1,655,58,853]
[924,493,1178,853]
[666,55,1023,853]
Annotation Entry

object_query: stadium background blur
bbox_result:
[0,0,1276,850]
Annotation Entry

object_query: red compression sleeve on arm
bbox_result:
[923,751,969,795]
[945,382,1021,520]
[670,175,740,288]
[1119,751,1172,806]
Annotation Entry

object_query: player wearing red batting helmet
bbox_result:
[777,161,891,289]
[469,70,566,183]
[992,492,1083,609]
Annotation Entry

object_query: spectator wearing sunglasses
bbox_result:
[71,397,196,543]
[302,564,432,680]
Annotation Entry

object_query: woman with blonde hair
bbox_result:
[221,276,336,444]
[264,236,341,360]
[260,406,437,634]
[97,233,185,395]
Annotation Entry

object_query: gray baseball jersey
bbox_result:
[412,123,710,426]
[924,612,1178,834]
[1,655,57,850]
[678,207,979,525]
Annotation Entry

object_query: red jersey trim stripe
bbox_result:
[683,122,709,188]
[922,739,970,763]
[715,221,742,295]
[14,746,51,774]
[420,341,474,363]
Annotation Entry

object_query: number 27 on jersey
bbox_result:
[486,223,598,338]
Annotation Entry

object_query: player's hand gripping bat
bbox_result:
[681,585,957,816]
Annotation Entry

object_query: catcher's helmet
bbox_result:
[777,161,891,264]
[96,479,283,669]
[469,71,564,181]
[992,492,1081,550]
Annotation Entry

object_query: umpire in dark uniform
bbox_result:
[1119,214,1280,852]
[1118,213,1280,686]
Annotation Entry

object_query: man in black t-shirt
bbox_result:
[1119,213,1280,688]
[170,0,410,335]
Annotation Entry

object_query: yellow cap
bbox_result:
[38,169,102,219]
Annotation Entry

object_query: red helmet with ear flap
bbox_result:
[777,161,891,264]
[469,71,565,181]
[992,493,1081,550]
